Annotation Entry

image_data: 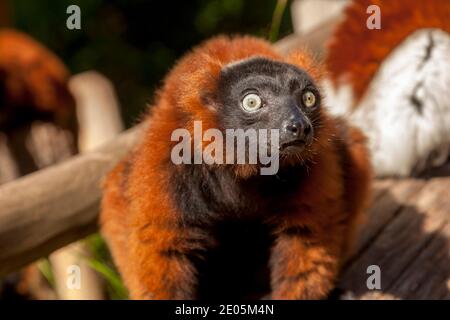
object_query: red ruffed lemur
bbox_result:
[0,29,76,177]
[0,29,76,135]
[101,36,372,300]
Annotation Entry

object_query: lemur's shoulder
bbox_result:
[100,159,133,284]
[332,117,372,214]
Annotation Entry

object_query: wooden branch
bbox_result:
[339,177,450,300]
[275,15,341,59]
[0,124,144,277]
[71,71,124,152]
[0,133,19,184]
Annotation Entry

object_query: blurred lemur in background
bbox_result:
[324,0,450,177]
[0,29,76,299]
[0,29,77,177]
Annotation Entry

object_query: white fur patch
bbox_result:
[322,78,354,117]
[222,57,262,70]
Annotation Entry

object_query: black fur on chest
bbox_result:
[168,163,309,298]
[194,219,274,299]
[169,163,307,226]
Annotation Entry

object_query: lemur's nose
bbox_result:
[283,116,312,141]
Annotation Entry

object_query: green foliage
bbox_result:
[269,0,289,42]
[85,234,128,300]
[36,258,55,288]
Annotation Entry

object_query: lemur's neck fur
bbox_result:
[169,161,311,226]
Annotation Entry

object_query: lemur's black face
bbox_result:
[216,57,321,154]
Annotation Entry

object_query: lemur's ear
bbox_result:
[285,49,324,82]
[200,90,219,112]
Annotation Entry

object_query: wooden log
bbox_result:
[0,133,19,184]
[291,0,348,35]
[339,177,450,299]
[388,221,450,299]
[275,15,340,59]
[351,178,426,256]
[71,71,124,152]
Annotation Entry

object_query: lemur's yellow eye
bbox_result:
[302,91,316,108]
[242,93,262,112]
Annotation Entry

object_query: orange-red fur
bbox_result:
[101,36,372,299]
[0,29,75,130]
[326,0,450,107]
